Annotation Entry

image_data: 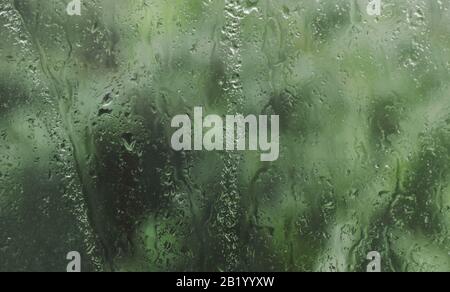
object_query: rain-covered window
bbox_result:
[0,0,449,272]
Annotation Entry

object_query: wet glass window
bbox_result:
[0,0,449,272]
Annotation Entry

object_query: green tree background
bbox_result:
[0,0,449,271]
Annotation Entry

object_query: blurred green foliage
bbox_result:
[0,0,450,272]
